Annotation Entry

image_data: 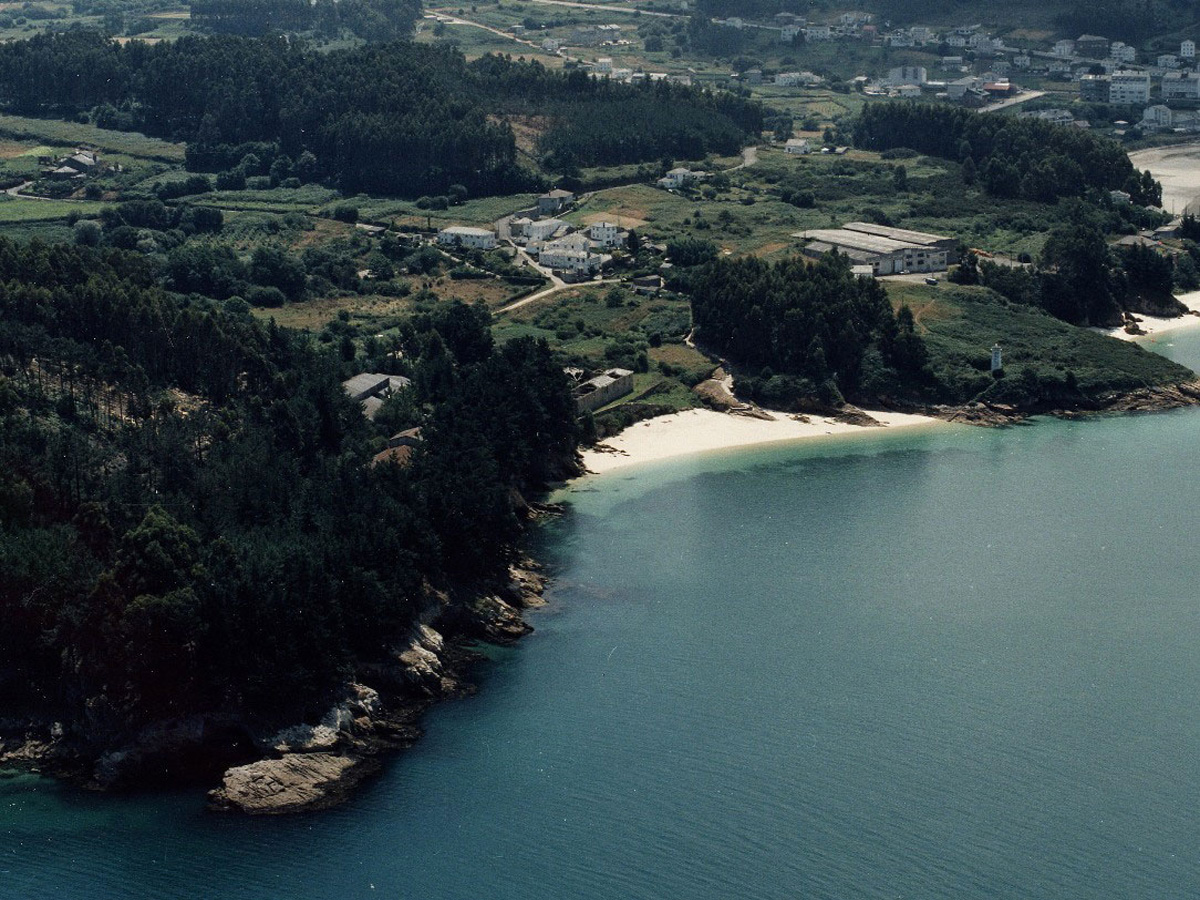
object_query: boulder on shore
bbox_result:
[208,753,370,815]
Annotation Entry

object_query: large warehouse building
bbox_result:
[796,224,955,275]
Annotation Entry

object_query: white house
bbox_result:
[784,137,811,154]
[437,226,497,250]
[539,246,602,275]
[657,167,699,189]
[526,218,568,243]
[894,83,923,98]
[587,221,623,247]
[1182,40,1196,60]
[780,25,801,42]
[804,24,832,41]
[1157,54,1180,69]
[1053,39,1076,57]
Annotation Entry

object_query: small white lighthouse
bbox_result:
[990,343,1003,372]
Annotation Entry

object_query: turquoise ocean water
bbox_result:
[4,329,1200,899]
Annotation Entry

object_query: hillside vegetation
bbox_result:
[0,32,762,198]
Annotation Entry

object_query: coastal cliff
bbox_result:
[0,560,550,815]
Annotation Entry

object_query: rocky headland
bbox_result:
[0,560,550,815]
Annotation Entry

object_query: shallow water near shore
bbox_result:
[5,329,1200,899]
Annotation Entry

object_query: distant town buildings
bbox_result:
[1109,70,1151,105]
[1075,34,1110,58]
[1162,71,1200,102]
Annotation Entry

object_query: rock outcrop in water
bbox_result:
[204,562,548,814]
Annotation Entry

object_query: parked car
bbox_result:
[924,276,939,285]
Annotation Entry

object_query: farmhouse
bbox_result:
[539,233,603,275]
[46,148,100,179]
[526,218,569,243]
[437,226,497,250]
[784,137,811,154]
[657,167,703,189]
[537,189,575,216]
[586,221,624,247]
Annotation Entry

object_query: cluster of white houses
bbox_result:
[798,223,956,276]
[436,188,630,279]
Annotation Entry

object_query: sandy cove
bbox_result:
[1129,143,1200,217]
[581,407,942,474]
[1104,290,1200,341]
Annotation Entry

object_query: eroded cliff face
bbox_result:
[1,561,551,815]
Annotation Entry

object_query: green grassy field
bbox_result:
[890,283,1194,404]
[348,193,542,227]
[0,197,105,222]
[0,114,185,162]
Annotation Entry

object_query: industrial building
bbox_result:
[796,225,953,275]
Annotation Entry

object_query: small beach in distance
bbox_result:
[1104,289,1200,341]
[1130,142,1200,216]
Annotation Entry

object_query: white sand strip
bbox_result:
[581,407,941,474]
[1103,290,1200,341]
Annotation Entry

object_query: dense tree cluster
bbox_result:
[190,0,421,41]
[977,221,1183,326]
[690,252,929,405]
[0,237,579,737]
[854,103,1160,205]
[0,32,761,198]
[1053,0,1196,44]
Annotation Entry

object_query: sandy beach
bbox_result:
[1103,290,1200,341]
[581,407,941,474]
[1129,143,1200,216]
